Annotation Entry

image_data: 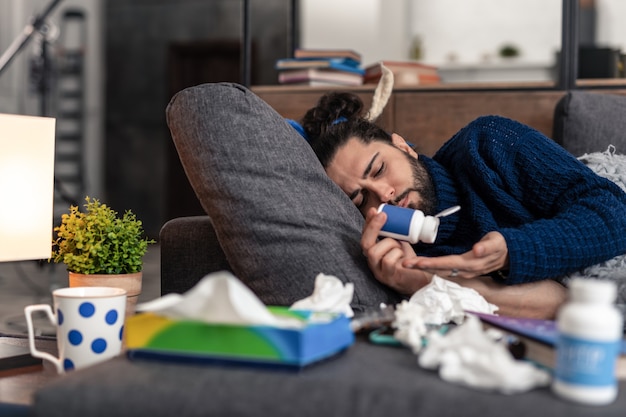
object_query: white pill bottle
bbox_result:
[552,278,623,405]
[377,204,439,244]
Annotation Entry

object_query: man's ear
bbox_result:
[391,133,418,159]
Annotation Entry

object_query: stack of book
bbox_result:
[469,311,626,379]
[276,48,364,87]
[364,60,441,86]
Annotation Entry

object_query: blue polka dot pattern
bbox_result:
[58,309,64,326]
[78,302,95,317]
[119,325,124,341]
[91,338,107,354]
[64,358,75,371]
[68,329,83,345]
[105,309,118,325]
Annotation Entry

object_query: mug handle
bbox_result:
[24,304,63,373]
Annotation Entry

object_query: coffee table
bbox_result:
[0,335,58,412]
[30,335,626,417]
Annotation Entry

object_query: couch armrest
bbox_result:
[159,216,231,295]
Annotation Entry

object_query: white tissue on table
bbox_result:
[391,275,498,353]
[136,271,303,328]
[392,300,429,353]
[409,275,498,325]
[418,315,551,394]
[290,273,354,318]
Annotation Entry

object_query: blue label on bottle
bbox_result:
[380,205,414,236]
[555,334,620,387]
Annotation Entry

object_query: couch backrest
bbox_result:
[553,91,626,157]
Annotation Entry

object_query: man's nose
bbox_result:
[371,182,394,203]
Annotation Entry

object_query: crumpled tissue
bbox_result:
[136,271,303,328]
[290,273,354,318]
[409,275,498,325]
[418,315,551,394]
[392,275,498,353]
[392,300,429,353]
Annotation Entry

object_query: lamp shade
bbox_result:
[0,113,55,262]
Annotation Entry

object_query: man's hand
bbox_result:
[361,208,565,318]
[361,208,432,294]
[403,231,509,279]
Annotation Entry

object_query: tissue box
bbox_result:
[125,307,354,369]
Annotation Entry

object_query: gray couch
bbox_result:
[31,86,626,417]
[32,86,626,417]
[161,88,626,300]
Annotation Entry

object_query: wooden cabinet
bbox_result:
[252,85,566,157]
[392,90,565,156]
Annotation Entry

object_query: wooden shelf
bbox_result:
[252,80,557,93]
[252,84,564,157]
[252,83,626,157]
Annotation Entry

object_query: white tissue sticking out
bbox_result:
[136,271,303,328]
[290,273,354,318]
[418,315,551,394]
[392,300,429,354]
[409,275,498,325]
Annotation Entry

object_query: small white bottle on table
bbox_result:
[552,278,623,405]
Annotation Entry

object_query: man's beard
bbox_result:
[404,154,437,215]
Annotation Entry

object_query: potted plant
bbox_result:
[498,43,520,60]
[52,197,155,315]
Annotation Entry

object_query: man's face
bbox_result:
[326,137,437,216]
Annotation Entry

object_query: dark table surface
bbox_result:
[0,335,58,408]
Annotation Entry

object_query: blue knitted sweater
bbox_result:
[416,115,626,285]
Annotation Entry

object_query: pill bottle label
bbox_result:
[555,334,620,387]
[379,204,414,237]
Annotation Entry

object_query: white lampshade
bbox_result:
[0,113,55,262]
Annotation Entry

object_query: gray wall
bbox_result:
[105,0,290,237]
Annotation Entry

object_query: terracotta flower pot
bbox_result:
[68,272,142,317]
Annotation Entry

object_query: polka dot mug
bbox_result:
[25,286,127,373]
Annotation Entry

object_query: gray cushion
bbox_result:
[553,91,626,156]
[159,216,231,295]
[165,82,402,311]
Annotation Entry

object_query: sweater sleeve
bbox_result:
[477,117,626,284]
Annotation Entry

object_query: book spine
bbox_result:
[276,59,363,74]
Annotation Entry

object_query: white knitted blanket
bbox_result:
[562,145,626,309]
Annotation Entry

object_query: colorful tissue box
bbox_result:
[125,307,354,369]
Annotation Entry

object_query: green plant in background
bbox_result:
[499,43,520,59]
[52,197,155,274]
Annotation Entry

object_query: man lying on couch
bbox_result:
[295,91,626,319]
[166,83,626,320]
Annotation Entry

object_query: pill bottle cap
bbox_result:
[418,215,439,244]
[569,278,617,304]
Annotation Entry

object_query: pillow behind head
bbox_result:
[166,82,402,312]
